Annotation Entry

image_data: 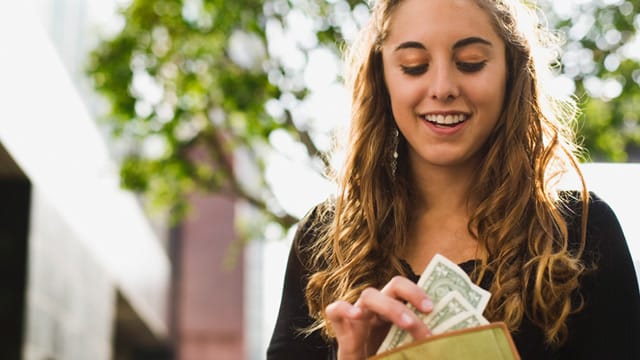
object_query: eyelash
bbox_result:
[457,61,487,73]
[400,64,428,76]
[400,61,487,76]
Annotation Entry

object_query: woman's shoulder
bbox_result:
[291,199,336,267]
[558,190,627,262]
[558,190,620,229]
[554,193,640,360]
[294,199,335,243]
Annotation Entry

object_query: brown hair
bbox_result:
[304,0,588,345]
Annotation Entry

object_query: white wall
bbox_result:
[578,163,640,277]
[24,190,115,360]
[0,0,170,342]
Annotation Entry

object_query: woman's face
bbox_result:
[382,0,507,172]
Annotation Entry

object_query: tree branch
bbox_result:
[200,128,299,229]
[283,109,332,173]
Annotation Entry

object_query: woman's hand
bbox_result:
[325,276,434,360]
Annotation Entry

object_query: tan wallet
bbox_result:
[369,322,521,360]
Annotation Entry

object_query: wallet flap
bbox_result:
[369,322,521,360]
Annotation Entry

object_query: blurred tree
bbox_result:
[541,0,640,161]
[87,0,640,234]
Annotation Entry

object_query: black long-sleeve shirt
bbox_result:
[268,193,640,359]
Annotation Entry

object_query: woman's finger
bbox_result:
[380,276,434,314]
[356,285,431,340]
[326,300,363,323]
[325,301,369,360]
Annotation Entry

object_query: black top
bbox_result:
[267,193,640,359]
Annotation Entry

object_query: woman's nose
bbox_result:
[427,62,460,102]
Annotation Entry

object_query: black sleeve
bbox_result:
[267,206,334,360]
[560,193,640,359]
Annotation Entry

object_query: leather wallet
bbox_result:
[369,322,521,360]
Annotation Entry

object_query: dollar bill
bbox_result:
[432,311,489,334]
[423,292,476,331]
[393,292,478,348]
[417,254,490,311]
[376,254,491,354]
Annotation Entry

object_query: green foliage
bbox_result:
[542,0,640,160]
[88,0,307,228]
[87,0,640,235]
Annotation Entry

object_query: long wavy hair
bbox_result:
[303,0,589,345]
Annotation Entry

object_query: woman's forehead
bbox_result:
[383,0,501,49]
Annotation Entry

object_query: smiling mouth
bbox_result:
[422,114,469,127]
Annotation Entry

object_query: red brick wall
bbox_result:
[176,195,243,360]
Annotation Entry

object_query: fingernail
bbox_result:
[400,312,414,327]
[421,299,433,312]
[349,307,362,317]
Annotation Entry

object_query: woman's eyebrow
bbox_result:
[453,37,492,49]
[393,37,492,52]
[394,41,426,51]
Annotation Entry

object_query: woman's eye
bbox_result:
[457,61,487,73]
[401,64,428,76]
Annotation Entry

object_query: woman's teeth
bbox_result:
[423,114,467,126]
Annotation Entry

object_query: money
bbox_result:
[417,254,490,310]
[432,311,489,334]
[424,292,476,331]
[376,254,491,354]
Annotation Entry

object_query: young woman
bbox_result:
[268,0,640,359]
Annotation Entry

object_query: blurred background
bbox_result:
[0,0,638,359]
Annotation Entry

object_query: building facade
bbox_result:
[0,1,171,359]
[0,1,247,359]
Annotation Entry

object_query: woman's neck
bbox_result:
[409,161,477,215]
[401,158,482,269]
